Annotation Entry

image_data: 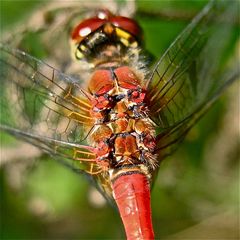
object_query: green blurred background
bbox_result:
[0,0,239,239]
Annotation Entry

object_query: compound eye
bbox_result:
[110,16,142,40]
[71,18,106,43]
[71,9,115,44]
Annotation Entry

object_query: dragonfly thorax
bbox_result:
[87,66,157,175]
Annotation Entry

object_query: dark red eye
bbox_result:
[71,10,142,44]
[71,18,106,42]
[71,9,113,43]
[110,16,142,40]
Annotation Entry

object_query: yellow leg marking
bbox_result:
[75,158,96,162]
[75,150,96,157]
[64,86,92,109]
[85,167,103,175]
[68,112,93,123]
[71,96,92,109]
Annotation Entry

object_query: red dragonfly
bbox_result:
[0,0,239,239]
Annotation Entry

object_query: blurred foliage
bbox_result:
[0,0,239,239]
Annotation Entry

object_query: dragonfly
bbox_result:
[0,0,239,239]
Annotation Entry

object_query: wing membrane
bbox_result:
[0,45,94,143]
[0,44,115,199]
[156,66,239,161]
[1,125,98,173]
[145,1,239,160]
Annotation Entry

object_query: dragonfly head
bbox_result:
[70,9,143,66]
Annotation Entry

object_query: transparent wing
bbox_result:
[0,45,94,142]
[155,66,239,161]
[0,44,115,201]
[1,125,98,174]
[145,0,239,161]
[0,44,100,167]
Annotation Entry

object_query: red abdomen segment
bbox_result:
[112,173,154,240]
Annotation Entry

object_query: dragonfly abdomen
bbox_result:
[112,173,155,240]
